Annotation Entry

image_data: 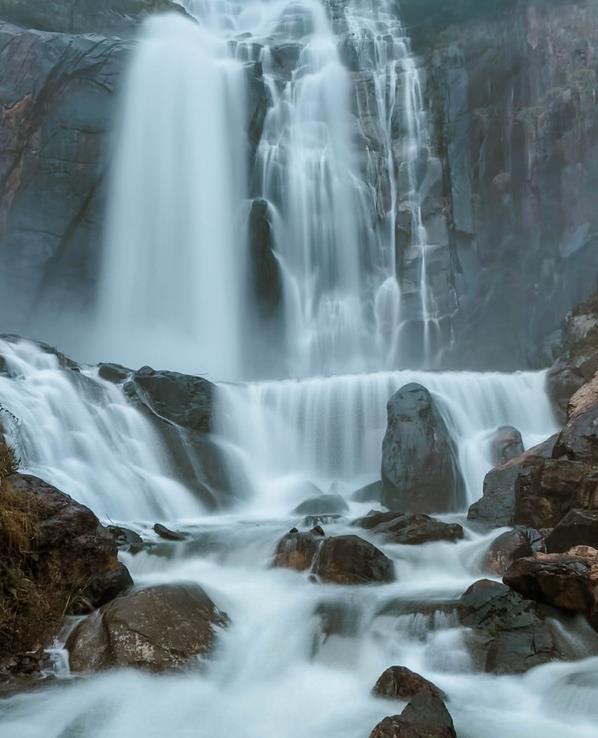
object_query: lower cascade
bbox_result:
[0,0,597,737]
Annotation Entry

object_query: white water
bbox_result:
[216,369,557,515]
[0,2,595,738]
[0,339,200,521]
[91,13,247,379]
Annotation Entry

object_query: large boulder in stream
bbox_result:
[490,426,524,466]
[0,452,132,661]
[381,384,465,514]
[67,583,229,672]
[458,579,565,673]
[272,528,395,585]
[483,527,545,576]
[353,511,464,545]
[369,693,456,738]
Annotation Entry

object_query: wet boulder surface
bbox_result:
[67,583,229,673]
[369,693,456,738]
[483,527,545,576]
[372,666,446,702]
[353,511,464,545]
[381,384,465,514]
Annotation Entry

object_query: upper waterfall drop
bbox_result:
[92,13,248,380]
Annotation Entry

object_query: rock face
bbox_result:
[0,463,131,658]
[67,583,229,672]
[546,509,598,553]
[381,384,465,514]
[483,527,545,576]
[503,548,598,624]
[353,511,464,545]
[369,694,456,738]
[272,528,395,585]
[458,579,564,673]
[373,666,446,702]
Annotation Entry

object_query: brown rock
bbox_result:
[369,693,456,738]
[313,535,395,585]
[484,527,545,575]
[67,583,229,672]
[271,527,323,572]
[353,511,463,545]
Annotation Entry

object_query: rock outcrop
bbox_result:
[483,527,545,576]
[369,693,456,738]
[67,583,229,672]
[381,384,465,514]
[372,666,446,702]
[0,450,132,659]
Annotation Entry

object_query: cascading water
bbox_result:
[91,13,248,379]
[1,3,596,738]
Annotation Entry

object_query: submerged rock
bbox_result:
[292,493,349,516]
[353,511,464,545]
[381,383,465,514]
[490,426,524,466]
[372,666,446,701]
[67,583,229,672]
[154,523,187,541]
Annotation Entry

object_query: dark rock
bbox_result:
[553,392,598,463]
[108,525,144,553]
[458,579,564,673]
[272,527,323,572]
[124,367,214,435]
[248,198,283,320]
[503,548,598,621]
[373,666,446,701]
[351,480,382,503]
[98,363,131,384]
[468,434,558,527]
[369,693,456,738]
[312,535,395,585]
[381,384,465,514]
[67,583,229,672]
[483,527,545,576]
[293,494,349,516]
[546,509,598,553]
[0,469,131,657]
[154,523,186,542]
[353,511,464,545]
[490,426,524,466]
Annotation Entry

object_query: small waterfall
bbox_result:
[216,369,557,514]
[92,13,248,379]
[0,339,200,521]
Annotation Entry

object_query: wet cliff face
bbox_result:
[419,0,598,368]
[0,0,596,369]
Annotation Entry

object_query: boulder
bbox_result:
[458,579,564,673]
[67,583,229,672]
[351,481,383,503]
[0,466,132,658]
[369,693,456,738]
[292,494,349,516]
[353,511,464,545]
[312,535,395,585]
[272,527,324,572]
[546,509,598,553]
[483,527,545,576]
[381,384,465,514]
[372,666,446,701]
[490,426,524,466]
[503,548,598,622]
[108,525,144,554]
[124,367,214,434]
[467,434,557,527]
[553,391,598,463]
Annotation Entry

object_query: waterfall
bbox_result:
[0,339,200,521]
[216,369,557,515]
[92,13,248,379]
